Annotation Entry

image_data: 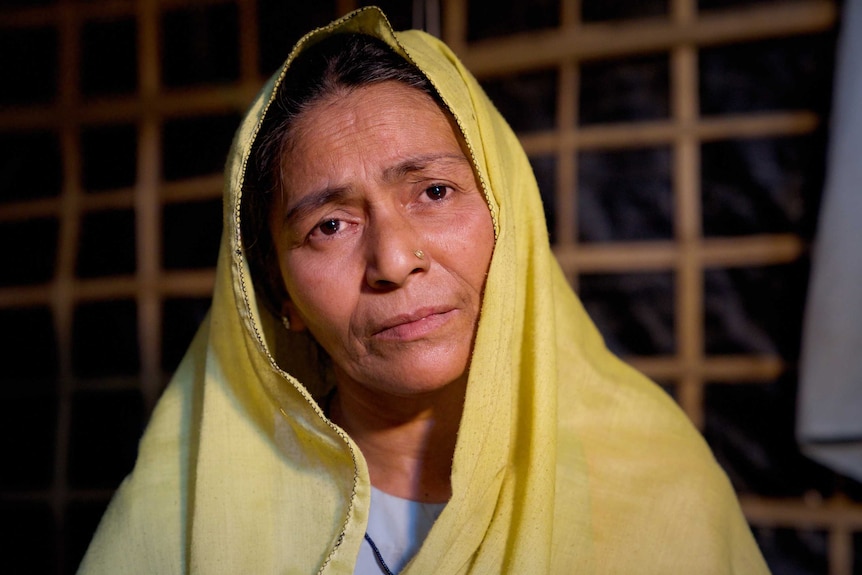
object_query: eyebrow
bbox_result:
[381,152,471,183]
[281,152,471,228]
[282,186,349,228]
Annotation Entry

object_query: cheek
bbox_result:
[281,255,353,327]
[282,259,330,316]
[445,206,495,284]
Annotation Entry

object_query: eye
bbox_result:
[425,184,449,201]
[317,219,341,236]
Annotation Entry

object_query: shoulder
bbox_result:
[554,361,769,574]
[77,335,208,574]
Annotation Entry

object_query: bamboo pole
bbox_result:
[458,1,837,77]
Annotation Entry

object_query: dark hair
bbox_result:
[242,33,439,313]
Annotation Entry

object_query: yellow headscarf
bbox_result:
[78,7,770,574]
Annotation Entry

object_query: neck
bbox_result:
[329,375,465,504]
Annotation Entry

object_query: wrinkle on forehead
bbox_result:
[275,81,466,206]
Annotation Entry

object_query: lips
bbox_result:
[372,306,456,341]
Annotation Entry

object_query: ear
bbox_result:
[281,299,307,332]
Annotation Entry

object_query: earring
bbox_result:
[281,316,291,330]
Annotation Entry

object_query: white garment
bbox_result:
[797,0,862,481]
[354,487,446,574]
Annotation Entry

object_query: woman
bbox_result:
[79,7,769,574]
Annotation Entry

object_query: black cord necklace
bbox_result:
[364,532,396,575]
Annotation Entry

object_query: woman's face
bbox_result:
[269,81,495,398]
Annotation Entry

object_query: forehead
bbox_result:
[281,82,466,182]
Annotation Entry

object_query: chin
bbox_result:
[329,332,476,399]
[344,352,471,399]
[378,365,469,397]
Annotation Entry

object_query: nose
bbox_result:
[364,210,429,289]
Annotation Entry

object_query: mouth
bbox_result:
[372,307,456,341]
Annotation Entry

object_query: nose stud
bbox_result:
[414,249,425,260]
